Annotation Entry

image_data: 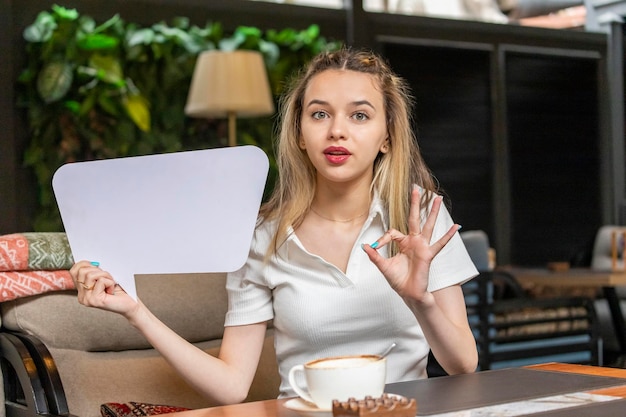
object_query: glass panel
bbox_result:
[248,0,588,30]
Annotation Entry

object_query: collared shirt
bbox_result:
[225,194,477,398]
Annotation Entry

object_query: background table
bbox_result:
[503,267,626,354]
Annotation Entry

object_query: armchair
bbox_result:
[0,233,280,417]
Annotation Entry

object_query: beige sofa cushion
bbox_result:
[1,273,228,351]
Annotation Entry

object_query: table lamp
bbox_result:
[185,50,274,146]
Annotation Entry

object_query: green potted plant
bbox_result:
[17,5,341,231]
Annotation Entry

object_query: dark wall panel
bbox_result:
[383,42,603,266]
[383,42,495,240]
[506,53,601,265]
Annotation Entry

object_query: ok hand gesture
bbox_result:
[362,186,459,301]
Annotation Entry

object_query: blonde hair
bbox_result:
[260,47,437,257]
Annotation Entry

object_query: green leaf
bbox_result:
[97,94,120,117]
[24,146,45,166]
[236,26,262,39]
[259,40,280,67]
[23,11,57,42]
[171,17,190,30]
[51,5,79,21]
[77,33,119,50]
[18,68,37,84]
[124,93,151,132]
[126,28,155,47]
[218,35,243,52]
[78,16,96,33]
[89,54,124,85]
[78,90,97,116]
[305,24,320,41]
[93,14,121,34]
[189,21,222,42]
[37,61,73,103]
[64,100,80,114]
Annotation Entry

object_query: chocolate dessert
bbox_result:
[332,394,417,417]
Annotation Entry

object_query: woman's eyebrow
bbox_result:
[305,99,376,109]
[353,100,375,110]
[305,99,328,108]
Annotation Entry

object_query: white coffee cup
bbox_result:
[287,354,386,410]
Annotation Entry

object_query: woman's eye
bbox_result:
[312,111,328,120]
[352,112,369,121]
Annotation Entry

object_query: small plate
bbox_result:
[282,394,407,417]
[283,398,331,417]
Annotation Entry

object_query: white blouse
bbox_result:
[225,194,478,398]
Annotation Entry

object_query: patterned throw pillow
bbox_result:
[0,233,76,301]
[100,402,191,417]
[0,233,74,271]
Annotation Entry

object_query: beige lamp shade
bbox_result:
[185,49,274,119]
[185,50,274,146]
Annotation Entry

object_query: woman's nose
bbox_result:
[329,118,346,140]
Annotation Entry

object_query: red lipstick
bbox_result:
[324,146,351,164]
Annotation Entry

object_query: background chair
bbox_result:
[460,230,602,371]
[591,225,626,271]
[590,225,626,362]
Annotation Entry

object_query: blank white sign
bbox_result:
[52,146,269,300]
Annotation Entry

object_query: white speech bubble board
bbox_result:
[52,146,269,300]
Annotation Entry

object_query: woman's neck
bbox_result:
[311,182,371,223]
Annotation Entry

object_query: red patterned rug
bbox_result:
[101,402,191,417]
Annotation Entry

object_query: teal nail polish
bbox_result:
[370,241,379,249]
[90,261,100,267]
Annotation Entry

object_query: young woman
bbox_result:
[70,47,478,405]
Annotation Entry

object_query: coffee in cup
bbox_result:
[287,354,386,410]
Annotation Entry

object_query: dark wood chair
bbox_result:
[463,271,603,371]
[0,332,70,417]
[453,230,602,373]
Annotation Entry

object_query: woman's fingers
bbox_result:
[365,190,457,261]
[107,283,127,295]
[71,260,95,289]
[71,260,117,302]
[368,228,405,250]
[431,224,461,255]
[407,185,422,236]
[407,186,443,242]
[362,242,385,269]
[419,196,443,242]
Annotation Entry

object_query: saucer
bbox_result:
[282,394,407,417]
[283,398,331,417]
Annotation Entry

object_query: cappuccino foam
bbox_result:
[309,355,379,369]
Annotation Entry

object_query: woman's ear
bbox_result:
[299,137,306,150]
[380,138,390,153]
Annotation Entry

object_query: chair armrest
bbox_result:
[0,331,70,417]
[1,332,50,417]
[14,333,70,416]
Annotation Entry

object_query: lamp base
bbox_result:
[228,111,237,147]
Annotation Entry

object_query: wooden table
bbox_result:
[527,363,626,398]
[503,267,626,354]
[163,363,626,417]
[504,267,626,288]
